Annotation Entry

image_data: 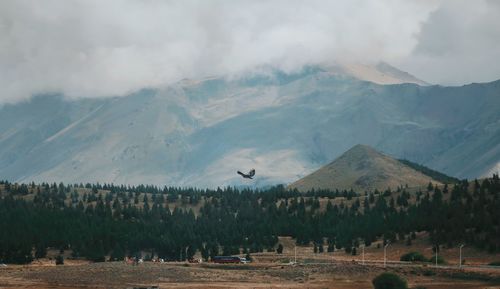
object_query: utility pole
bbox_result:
[384,241,390,268]
[435,244,438,268]
[362,245,365,265]
[459,244,465,268]
[294,245,297,264]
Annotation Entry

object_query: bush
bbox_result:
[400,252,426,262]
[276,244,284,254]
[429,255,446,264]
[422,270,436,276]
[55,255,64,265]
[372,272,408,289]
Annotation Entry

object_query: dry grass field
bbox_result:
[0,259,499,289]
[1,235,499,289]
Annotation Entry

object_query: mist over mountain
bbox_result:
[0,63,499,188]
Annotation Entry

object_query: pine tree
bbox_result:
[110,243,125,261]
[35,243,47,259]
[88,241,106,262]
[405,236,412,246]
[276,244,284,254]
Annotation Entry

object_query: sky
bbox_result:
[1,0,499,104]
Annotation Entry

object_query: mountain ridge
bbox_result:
[0,65,498,188]
[288,144,443,192]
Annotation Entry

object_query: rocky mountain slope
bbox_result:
[0,63,498,188]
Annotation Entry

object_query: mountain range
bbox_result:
[0,63,499,188]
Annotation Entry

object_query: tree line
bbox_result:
[0,175,498,264]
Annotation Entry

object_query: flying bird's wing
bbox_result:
[238,169,254,179]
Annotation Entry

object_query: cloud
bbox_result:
[0,0,498,104]
[397,0,500,85]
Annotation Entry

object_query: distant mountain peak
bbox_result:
[346,143,378,154]
[323,62,429,86]
[289,144,442,192]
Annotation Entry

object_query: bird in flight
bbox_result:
[237,168,255,179]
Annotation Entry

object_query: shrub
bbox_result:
[55,255,64,265]
[429,255,446,264]
[448,271,497,282]
[422,270,436,276]
[372,272,408,289]
[276,244,284,254]
[400,252,426,262]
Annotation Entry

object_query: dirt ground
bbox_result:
[1,260,499,289]
[1,235,499,289]
[271,235,500,267]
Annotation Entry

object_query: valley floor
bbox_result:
[0,258,499,289]
[1,236,499,288]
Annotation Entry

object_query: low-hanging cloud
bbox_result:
[0,0,499,104]
[396,0,500,85]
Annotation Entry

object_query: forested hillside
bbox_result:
[0,175,498,264]
[398,159,460,184]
